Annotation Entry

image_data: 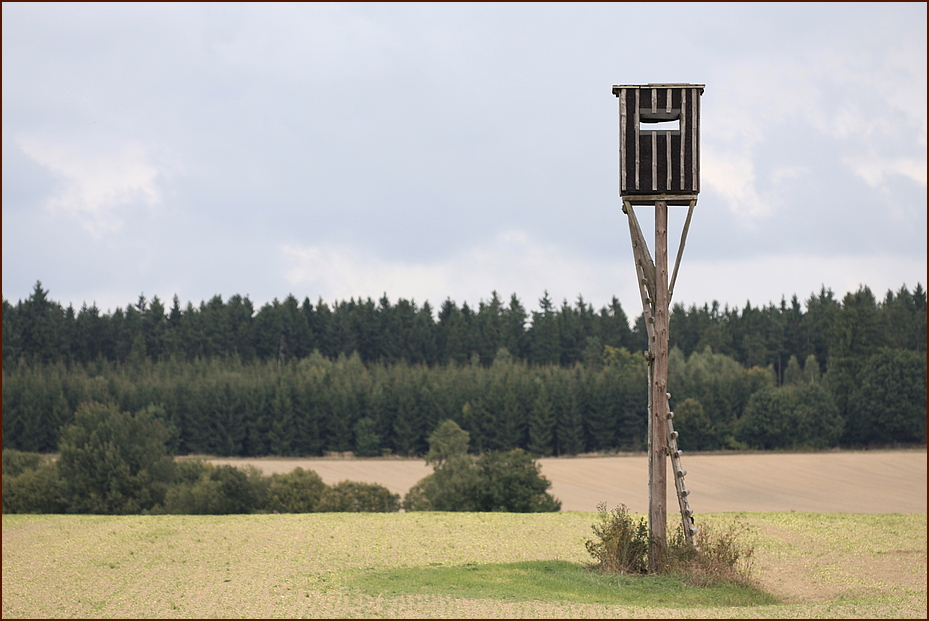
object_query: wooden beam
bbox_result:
[668,198,697,302]
[623,201,657,308]
[649,199,670,573]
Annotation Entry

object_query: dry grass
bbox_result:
[666,520,758,588]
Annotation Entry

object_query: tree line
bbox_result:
[2,402,559,515]
[2,283,638,368]
[3,281,925,372]
[2,281,925,456]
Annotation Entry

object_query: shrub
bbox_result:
[266,467,327,512]
[585,502,757,586]
[2,461,68,514]
[317,480,400,512]
[585,502,649,574]
[2,449,50,477]
[161,463,263,514]
[666,520,757,587]
[401,474,434,511]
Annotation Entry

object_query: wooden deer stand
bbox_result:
[612,84,704,572]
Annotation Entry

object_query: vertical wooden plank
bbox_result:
[679,88,686,190]
[649,199,669,573]
[665,131,672,191]
[619,88,627,195]
[690,88,700,192]
[634,89,640,191]
[651,131,658,191]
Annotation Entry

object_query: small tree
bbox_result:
[404,420,560,512]
[57,401,175,514]
[424,419,470,467]
[407,419,481,511]
[474,448,561,512]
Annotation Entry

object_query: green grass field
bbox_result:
[2,511,925,618]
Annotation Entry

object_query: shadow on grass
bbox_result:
[350,560,779,608]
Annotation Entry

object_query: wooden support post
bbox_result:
[648,199,670,573]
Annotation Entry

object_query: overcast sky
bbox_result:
[3,3,926,321]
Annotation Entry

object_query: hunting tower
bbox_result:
[612,83,704,200]
[612,83,704,573]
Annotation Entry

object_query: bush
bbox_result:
[585,502,757,586]
[266,467,327,512]
[317,480,400,512]
[666,520,757,587]
[585,502,649,574]
[2,449,50,478]
[161,463,264,514]
[401,474,434,511]
[2,461,68,514]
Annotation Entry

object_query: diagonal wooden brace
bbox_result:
[668,198,696,302]
[623,200,657,343]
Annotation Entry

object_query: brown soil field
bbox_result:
[203,448,927,514]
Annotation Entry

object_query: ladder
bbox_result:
[666,394,698,549]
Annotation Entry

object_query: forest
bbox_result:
[2,281,926,457]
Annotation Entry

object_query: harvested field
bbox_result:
[203,448,927,513]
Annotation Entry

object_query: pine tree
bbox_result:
[529,291,560,365]
[502,294,529,360]
[528,380,555,456]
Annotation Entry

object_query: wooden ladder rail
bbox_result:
[666,396,698,549]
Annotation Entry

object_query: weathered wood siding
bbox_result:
[614,84,704,196]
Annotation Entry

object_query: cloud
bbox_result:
[701,146,770,219]
[842,156,927,189]
[671,253,927,310]
[16,137,163,238]
[283,231,926,321]
[282,231,629,311]
[701,27,926,222]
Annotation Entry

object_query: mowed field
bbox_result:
[204,448,928,514]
